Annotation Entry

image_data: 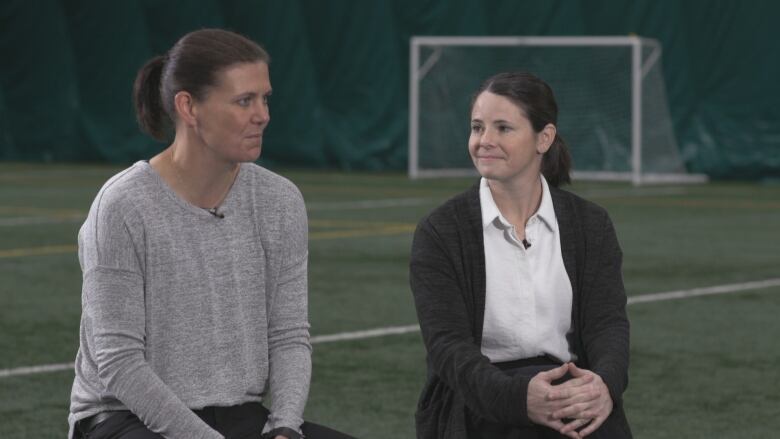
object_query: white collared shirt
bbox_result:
[479,176,573,363]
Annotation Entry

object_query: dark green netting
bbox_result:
[0,0,778,178]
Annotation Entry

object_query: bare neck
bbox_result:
[487,172,543,231]
[150,136,239,209]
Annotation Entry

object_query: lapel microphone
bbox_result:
[207,207,225,219]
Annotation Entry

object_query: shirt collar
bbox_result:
[479,175,557,232]
[479,178,504,229]
[536,175,557,232]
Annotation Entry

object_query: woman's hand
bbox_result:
[548,363,613,437]
[527,363,589,439]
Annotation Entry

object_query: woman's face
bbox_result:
[468,91,551,184]
[190,61,272,163]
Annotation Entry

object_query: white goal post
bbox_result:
[408,36,708,185]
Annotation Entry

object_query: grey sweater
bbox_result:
[68,161,311,438]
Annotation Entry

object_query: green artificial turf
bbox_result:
[1,163,779,438]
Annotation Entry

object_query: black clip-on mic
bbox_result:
[207,207,225,219]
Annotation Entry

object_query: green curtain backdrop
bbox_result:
[1,0,778,178]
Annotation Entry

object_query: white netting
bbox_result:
[410,37,702,183]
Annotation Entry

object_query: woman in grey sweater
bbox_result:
[410,72,632,439]
[68,29,352,439]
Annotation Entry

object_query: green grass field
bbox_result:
[1,163,779,438]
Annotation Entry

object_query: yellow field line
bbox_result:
[310,224,415,240]
[0,206,86,216]
[0,224,417,259]
[0,244,78,259]
[604,197,780,209]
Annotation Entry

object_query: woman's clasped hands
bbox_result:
[527,363,613,439]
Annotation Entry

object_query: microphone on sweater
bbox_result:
[522,238,531,249]
[207,207,225,219]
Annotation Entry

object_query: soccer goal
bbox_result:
[408,36,708,185]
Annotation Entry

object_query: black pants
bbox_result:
[76,402,355,439]
[466,357,572,439]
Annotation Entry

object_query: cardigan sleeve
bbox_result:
[410,218,534,427]
[580,211,630,406]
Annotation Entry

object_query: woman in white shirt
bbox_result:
[410,72,631,439]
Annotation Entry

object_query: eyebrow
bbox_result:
[235,89,272,98]
[470,118,513,125]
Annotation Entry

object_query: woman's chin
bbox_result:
[239,145,262,163]
[475,165,502,180]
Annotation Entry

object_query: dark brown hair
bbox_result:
[472,71,572,187]
[133,29,270,141]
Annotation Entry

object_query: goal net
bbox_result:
[409,36,707,185]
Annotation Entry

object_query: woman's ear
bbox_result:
[536,123,556,154]
[173,91,197,128]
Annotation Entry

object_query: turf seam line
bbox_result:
[2,277,779,379]
[0,198,434,228]
[0,187,699,227]
[307,198,437,210]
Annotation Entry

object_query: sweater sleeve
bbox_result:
[263,188,312,436]
[410,219,533,427]
[81,205,222,438]
[580,211,630,406]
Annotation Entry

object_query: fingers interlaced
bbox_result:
[560,417,591,435]
[532,365,612,438]
[579,416,606,437]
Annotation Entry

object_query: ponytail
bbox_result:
[541,134,571,187]
[132,55,170,141]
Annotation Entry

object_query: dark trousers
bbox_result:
[466,357,570,439]
[75,402,355,439]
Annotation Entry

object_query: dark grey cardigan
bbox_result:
[410,182,632,438]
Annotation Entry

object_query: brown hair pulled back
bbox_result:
[133,29,270,141]
[472,72,572,187]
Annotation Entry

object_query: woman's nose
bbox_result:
[479,129,496,148]
[253,102,270,124]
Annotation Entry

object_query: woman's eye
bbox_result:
[498,125,511,132]
[238,97,251,107]
[471,125,482,132]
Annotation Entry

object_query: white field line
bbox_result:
[0,363,75,377]
[311,324,420,343]
[1,277,778,380]
[625,278,780,304]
